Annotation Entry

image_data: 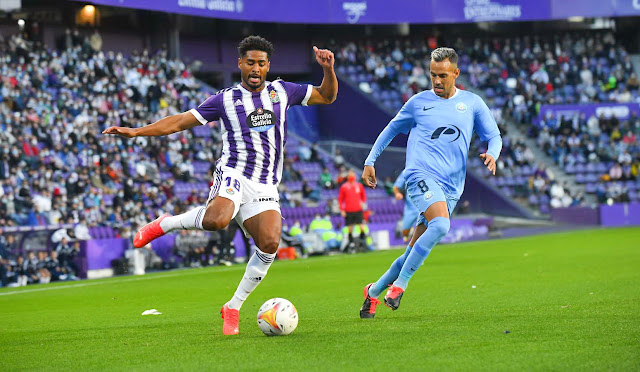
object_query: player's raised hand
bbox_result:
[479,153,496,175]
[313,46,334,69]
[362,165,377,189]
[102,126,137,138]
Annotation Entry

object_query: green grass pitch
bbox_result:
[1,228,639,371]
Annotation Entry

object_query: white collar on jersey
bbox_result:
[429,87,460,99]
[237,81,272,93]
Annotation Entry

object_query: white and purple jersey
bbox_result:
[190,80,312,185]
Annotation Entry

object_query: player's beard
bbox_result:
[245,74,264,91]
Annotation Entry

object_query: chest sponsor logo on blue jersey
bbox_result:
[431,125,462,142]
[247,107,276,132]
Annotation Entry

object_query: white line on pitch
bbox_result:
[0,266,241,297]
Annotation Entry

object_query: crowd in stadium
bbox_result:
[0,29,372,284]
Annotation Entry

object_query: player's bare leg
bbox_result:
[222,209,282,335]
[385,202,450,310]
[134,196,234,248]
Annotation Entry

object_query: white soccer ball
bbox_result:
[257,298,298,336]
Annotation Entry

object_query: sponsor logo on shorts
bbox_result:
[253,197,276,203]
[226,187,235,195]
[424,191,433,200]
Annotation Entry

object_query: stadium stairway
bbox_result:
[458,75,597,211]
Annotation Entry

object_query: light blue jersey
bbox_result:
[365,89,502,200]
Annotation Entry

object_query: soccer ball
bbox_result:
[257,298,298,336]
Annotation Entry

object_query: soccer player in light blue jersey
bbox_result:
[393,170,420,243]
[359,47,502,318]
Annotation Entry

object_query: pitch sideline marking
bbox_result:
[0,251,373,297]
[0,266,241,297]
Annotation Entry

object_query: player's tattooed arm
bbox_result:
[308,46,337,105]
[102,111,201,138]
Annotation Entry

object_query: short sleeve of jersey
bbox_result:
[190,93,222,125]
[281,81,313,106]
[473,95,500,141]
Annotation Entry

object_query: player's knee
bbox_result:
[428,217,450,241]
[201,214,231,231]
[258,240,279,255]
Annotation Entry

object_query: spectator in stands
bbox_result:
[325,198,341,216]
[298,142,312,161]
[74,216,92,240]
[14,256,28,286]
[609,162,623,181]
[24,251,39,285]
[302,181,321,203]
[319,167,334,189]
[45,250,64,281]
[281,163,301,182]
[0,230,8,259]
[36,251,51,284]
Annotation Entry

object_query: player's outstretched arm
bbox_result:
[362,165,377,189]
[307,46,337,105]
[102,111,201,138]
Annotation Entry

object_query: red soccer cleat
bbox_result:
[359,283,381,319]
[133,213,171,248]
[384,285,404,311]
[220,303,239,335]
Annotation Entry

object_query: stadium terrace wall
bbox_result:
[75,0,639,24]
[317,75,403,146]
[537,103,640,125]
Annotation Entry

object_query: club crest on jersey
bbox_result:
[247,107,277,132]
[424,191,433,200]
[226,187,235,195]
[456,102,467,112]
[269,90,280,103]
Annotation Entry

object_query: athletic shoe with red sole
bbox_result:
[220,303,239,335]
[359,283,381,319]
[384,285,404,311]
[133,213,171,248]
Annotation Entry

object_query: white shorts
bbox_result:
[207,165,281,236]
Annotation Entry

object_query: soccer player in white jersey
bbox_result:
[103,36,337,335]
[359,47,502,318]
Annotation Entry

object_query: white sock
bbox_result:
[159,206,206,232]
[227,249,276,310]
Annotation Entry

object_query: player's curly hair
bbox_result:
[238,36,274,59]
[431,47,458,65]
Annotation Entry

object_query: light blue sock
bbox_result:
[368,245,412,298]
[393,217,450,290]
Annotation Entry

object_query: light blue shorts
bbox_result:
[406,176,458,226]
